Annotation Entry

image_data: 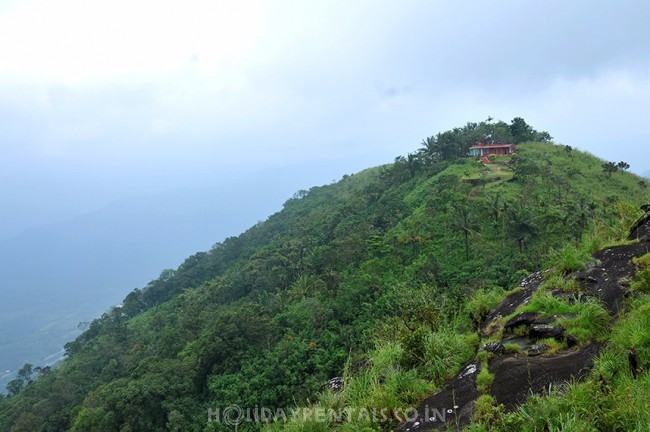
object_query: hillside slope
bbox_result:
[396,210,650,431]
[0,120,648,432]
[0,160,361,394]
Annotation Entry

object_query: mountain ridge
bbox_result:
[1,119,648,431]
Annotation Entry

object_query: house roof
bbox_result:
[469,142,516,149]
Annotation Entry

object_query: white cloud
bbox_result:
[0,0,265,83]
[1,0,649,205]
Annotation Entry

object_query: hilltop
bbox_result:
[0,118,648,432]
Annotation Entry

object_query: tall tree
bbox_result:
[510,117,535,143]
[507,204,540,253]
[617,161,630,170]
[451,202,480,261]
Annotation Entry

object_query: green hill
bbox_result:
[1,119,648,432]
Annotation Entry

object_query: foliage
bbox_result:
[631,253,650,294]
[505,292,611,344]
[1,118,648,432]
[476,367,495,394]
[465,287,506,328]
[421,327,477,385]
[546,242,594,274]
[502,343,521,354]
[473,394,503,424]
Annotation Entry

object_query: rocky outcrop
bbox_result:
[489,343,601,410]
[396,363,480,431]
[397,207,650,432]
[628,204,650,242]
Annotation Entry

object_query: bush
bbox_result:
[503,343,521,354]
[466,287,506,328]
[476,367,494,394]
[559,299,611,343]
[474,394,502,424]
[422,327,476,385]
[631,254,650,294]
[546,243,593,274]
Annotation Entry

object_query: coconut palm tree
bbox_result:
[451,202,480,261]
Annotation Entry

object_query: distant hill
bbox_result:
[643,170,650,178]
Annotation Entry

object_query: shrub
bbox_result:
[503,343,521,354]
[474,394,502,424]
[422,327,476,385]
[476,366,494,394]
[476,350,490,364]
[631,253,650,294]
[539,274,580,292]
[341,341,431,426]
[546,243,593,274]
[559,299,611,343]
[466,287,506,328]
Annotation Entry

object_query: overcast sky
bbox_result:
[1,0,649,238]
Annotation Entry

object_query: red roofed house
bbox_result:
[468,142,516,157]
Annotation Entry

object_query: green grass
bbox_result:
[504,292,610,344]
[476,367,495,394]
[503,343,521,354]
[631,253,650,294]
[462,162,514,185]
[535,338,566,355]
[545,243,594,274]
[466,287,507,327]
[473,394,502,424]
[422,329,478,384]
[539,274,581,292]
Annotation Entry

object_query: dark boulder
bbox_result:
[504,311,540,332]
[526,344,549,356]
[490,343,601,410]
[628,203,650,242]
[530,324,565,340]
[482,341,505,355]
[565,334,579,348]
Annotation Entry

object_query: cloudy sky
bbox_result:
[1,0,649,238]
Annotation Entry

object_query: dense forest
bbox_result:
[1,118,648,431]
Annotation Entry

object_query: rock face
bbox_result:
[503,311,541,331]
[628,204,650,242]
[395,363,480,431]
[529,324,565,340]
[482,341,505,355]
[397,207,650,431]
[489,343,601,410]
